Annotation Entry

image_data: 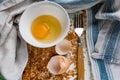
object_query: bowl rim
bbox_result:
[19,1,70,48]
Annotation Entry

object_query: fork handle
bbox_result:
[77,47,84,80]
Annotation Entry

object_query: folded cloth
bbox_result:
[92,20,120,64]
[95,0,120,20]
[91,0,120,64]
[49,0,103,13]
[86,5,120,80]
[0,0,25,11]
[86,2,120,80]
[0,0,37,80]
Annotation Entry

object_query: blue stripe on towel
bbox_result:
[104,21,120,62]
[49,0,102,10]
[49,0,100,4]
[102,0,115,13]
[91,4,109,80]
[98,60,109,80]
[0,0,3,3]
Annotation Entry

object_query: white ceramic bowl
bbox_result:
[19,1,70,48]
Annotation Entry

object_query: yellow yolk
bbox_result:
[31,15,61,43]
[32,23,49,39]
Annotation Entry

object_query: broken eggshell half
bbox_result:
[55,39,72,55]
[47,55,70,75]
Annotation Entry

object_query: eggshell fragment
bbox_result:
[55,39,72,55]
[47,55,70,75]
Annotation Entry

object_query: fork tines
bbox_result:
[74,12,83,28]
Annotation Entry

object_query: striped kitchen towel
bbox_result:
[92,0,120,64]
[92,20,120,64]
[86,2,120,80]
[48,0,102,13]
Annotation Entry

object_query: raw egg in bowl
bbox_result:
[19,1,70,48]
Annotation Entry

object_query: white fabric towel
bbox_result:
[0,0,36,80]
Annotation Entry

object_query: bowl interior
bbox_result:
[19,1,70,48]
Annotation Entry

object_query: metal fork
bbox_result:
[73,12,84,80]
[74,12,84,45]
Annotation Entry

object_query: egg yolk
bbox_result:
[32,23,49,39]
